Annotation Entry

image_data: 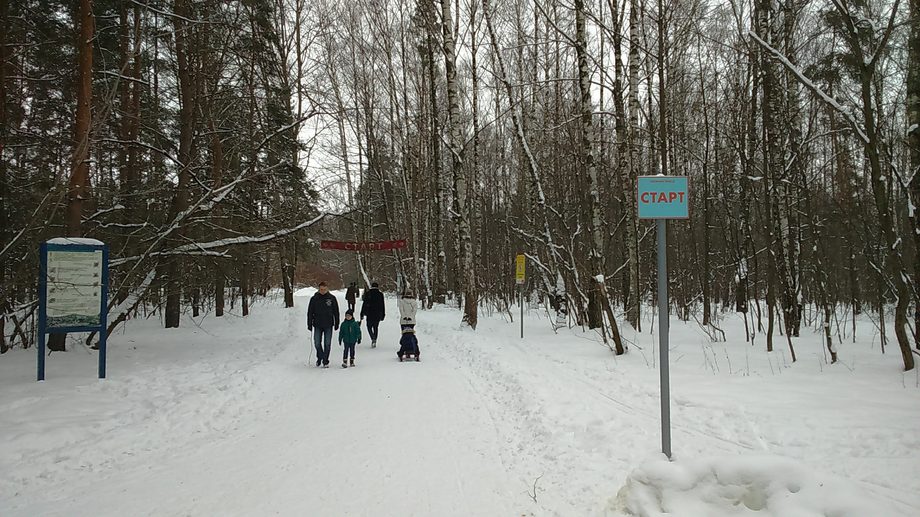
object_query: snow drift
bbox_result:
[613,454,898,517]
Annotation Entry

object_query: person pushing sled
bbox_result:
[397,291,420,362]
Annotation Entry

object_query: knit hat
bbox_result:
[345,309,354,316]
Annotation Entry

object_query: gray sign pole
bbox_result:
[657,219,671,459]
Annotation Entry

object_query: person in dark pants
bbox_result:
[338,309,361,367]
[360,282,385,348]
[307,281,340,367]
[345,282,360,312]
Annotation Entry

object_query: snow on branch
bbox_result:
[99,269,159,340]
[114,165,275,279]
[100,138,182,166]
[1,300,38,321]
[129,0,217,25]
[748,31,870,145]
[0,191,57,261]
[254,111,324,156]
[869,0,901,68]
[110,249,229,268]
[170,212,336,253]
[524,252,553,277]
[109,269,156,318]
[84,204,125,223]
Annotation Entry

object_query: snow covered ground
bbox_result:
[1,289,917,516]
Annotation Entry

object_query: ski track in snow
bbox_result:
[1,290,918,516]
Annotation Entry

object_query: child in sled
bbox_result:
[397,291,420,361]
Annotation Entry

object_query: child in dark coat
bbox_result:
[339,309,362,367]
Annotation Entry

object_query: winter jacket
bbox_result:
[338,318,362,344]
[398,297,417,326]
[346,285,359,303]
[398,332,419,355]
[360,288,385,321]
[307,291,340,330]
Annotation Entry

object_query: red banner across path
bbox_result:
[320,239,407,251]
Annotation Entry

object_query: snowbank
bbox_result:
[613,454,897,517]
[293,287,314,297]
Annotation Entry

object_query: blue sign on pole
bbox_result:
[38,239,109,381]
[636,175,690,460]
[637,176,690,219]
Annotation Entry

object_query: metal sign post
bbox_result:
[516,254,526,339]
[637,176,689,459]
[38,239,109,381]
[656,218,670,458]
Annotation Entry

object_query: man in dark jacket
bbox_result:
[345,282,359,312]
[359,282,385,347]
[307,281,340,367]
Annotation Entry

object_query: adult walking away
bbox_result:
[345,281,360,312]
[307,281,340,367]
[360,282,385,348]
[397,291,420,361]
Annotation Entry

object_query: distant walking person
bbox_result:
[397,291,420,361]
[345,282,360,312]
[360,282,385,348]
[307,281,340,367]
[339,309,362,368]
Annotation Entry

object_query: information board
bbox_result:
[46,249,104,328]
[38,240,109,381]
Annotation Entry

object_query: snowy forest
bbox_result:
[1,0,919,371]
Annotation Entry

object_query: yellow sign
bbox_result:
[515,254,526,285]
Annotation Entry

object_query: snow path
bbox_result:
[2,289,918,516]
[1,292,519,516]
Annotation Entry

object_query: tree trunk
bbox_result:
[577,0,623,353]
[441,0,476,328]
[215,268,225,317]
[780,2,803,339]
[483,0,565,321]
[281,243,294,309]
[241,255,250,318]
[207,87,224,317]
[468,0,482,328]
[623,0,641,331]
[51,0,95,352]
[0,0,8,354]
[420,6,446,304]
[908,0,920,349]
[166,0,195,329]
[860,66,913,370]
[757,0,781,354]
[67,0,94,238]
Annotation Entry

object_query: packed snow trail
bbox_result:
[2,288,918,516]
[1,290,519,516]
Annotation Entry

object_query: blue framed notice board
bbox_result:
[38,239,109,381]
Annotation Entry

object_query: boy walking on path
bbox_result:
[339,309,362,367]
[360,282,385,347]
[307,281,340,367]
